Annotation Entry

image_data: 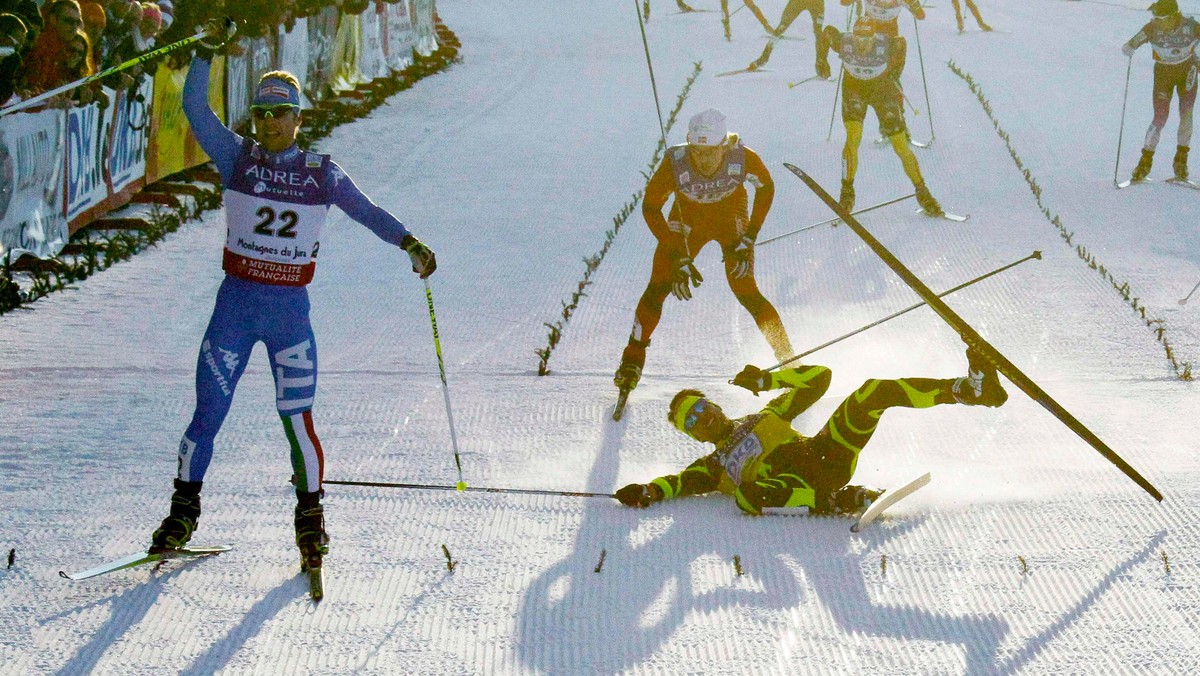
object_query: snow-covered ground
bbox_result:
[3,0,1200,673]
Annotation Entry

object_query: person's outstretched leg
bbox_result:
[616,245,677,391]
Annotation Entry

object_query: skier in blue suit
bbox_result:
[149,26,437,575]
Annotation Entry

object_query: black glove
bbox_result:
[197,18,237,57]
[402,235,437,278]
[615,483,663,508]
[732,364,772,394]
[726,236,754,279]
[670,256,703,301]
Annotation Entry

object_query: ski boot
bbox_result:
[1174,145,1189,181]
[952,344,1008,407]
[838,179,855,214]
[1131,149,1154,183]
[914,181,945,217]
[295,490,329,599]
[813,485,884,515]
[149,479,202,553]
[831,485,884,515]
[295,491,329,568]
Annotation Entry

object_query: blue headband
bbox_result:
[253,77,301,107]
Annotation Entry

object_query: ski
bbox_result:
[851,472,930,532]
[785,162,1162,502]
[302,559,324,601]
[612,389,631,421]
[874,135,930,149]
[717,67,773,77]
[1115,178,1151,189]
[916,208,970,222]
[787,75,826,89]
[59,545,231,581]
[1166,177,1200,191]
[763,33,805,41]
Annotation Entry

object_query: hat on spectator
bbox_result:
[138,2,161,36]
[155,0,173,30]
[254,75,301,107]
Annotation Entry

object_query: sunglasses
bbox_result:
[683,399,708,432]
[251,104,299,120]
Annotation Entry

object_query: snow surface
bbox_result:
[4,0,1200,673]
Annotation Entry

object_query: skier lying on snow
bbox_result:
[615,343,1008,515]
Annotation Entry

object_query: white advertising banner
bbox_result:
[386,0,417,70]
[279,19,313,108]
[108,77,154,195]
[65,93,114,223]
[0,109,68,259]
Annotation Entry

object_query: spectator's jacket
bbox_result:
[182,56,411,287]
[649,365,833,514]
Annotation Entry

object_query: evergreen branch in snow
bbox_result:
[947,59,1192,381]
[535,63,704,375]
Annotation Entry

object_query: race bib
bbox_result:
[223,191,329,286]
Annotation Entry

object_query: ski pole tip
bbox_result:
[1032,250,1043,260]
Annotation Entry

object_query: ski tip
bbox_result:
[58,570,71,579]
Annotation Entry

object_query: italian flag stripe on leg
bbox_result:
[284,411,324,492]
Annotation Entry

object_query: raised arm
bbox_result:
[182,56,241,180]
[732,364,833,423]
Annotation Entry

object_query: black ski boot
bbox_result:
[831,485,884,514]
[1132,149,1154,182]
[150,479,202,553]
[953,344,1008,407]
[614,337,649,392]
[915,181,944,217]
[839,179,855,214]
[1174,145,1189,181]
[295,490,329,571]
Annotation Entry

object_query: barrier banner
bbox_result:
[146,57,224,185]
[279,18,313,109]
[359,5,387,82]
[65,89,115,224]
[108,76,155,197]
[306,7,340,101]
[226,45,250,130]
[330,11,364,92]
[413,0,437,56]
[385,0,417,71]
[0,109,67,259]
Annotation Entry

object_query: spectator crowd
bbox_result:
[0,0,400,111]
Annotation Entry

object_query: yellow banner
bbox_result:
[146,56,225,184]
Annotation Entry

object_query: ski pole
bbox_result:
[785,162,1162,502]
[758,250,1041,372]
[1179,278,1200,305]
[423,279,467,490]
[1113,56,1134,187]
[634,0,668,149]
[912,14,935,144]
[758,192,914,246]
[825,2,856,142]
[826,67,843,141]
[324,479,613,499]
[1,26,214,117]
